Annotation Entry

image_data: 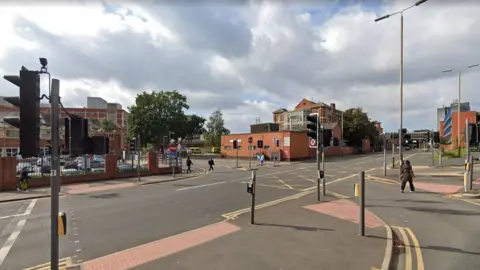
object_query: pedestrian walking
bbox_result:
[186,157,193,173]
[18,167,30,192]
[401,160,415,193]
[208,158,215,171]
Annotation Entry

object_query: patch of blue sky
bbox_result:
[297,0,385,25]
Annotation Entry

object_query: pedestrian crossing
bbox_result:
[23,257,72,270]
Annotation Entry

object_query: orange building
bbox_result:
[439,111,477,148]
[221,130,357,161]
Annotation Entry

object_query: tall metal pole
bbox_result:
[431,129,434,167]
[249,144,252,169]
[383,134,387,176]
[458,71,462,157]
[399,13,404,180]
[466,119,470,161]
[137,135,141,182]
[316,118,320,201]
[236,142,239,168]
[341,111,344,143]
[50,79,61,270]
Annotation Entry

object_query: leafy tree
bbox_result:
[204,109,230,147]
[99,118,116,132]
[183,115,206,143]
[342,107,379,147]
[128,91,189,148]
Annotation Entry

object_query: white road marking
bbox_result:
[176,181,227,191]
[0,199,37,266]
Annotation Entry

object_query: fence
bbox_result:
[15,153,151,178]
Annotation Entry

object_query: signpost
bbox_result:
[309,138,317,149]
[169,143,177,177]
[248,137,253,169]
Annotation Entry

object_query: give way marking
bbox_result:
[0,199,37,266]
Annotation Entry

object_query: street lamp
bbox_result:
[374,0,429,176]
[442,64,479,156]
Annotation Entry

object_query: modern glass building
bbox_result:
[441,101,470,143]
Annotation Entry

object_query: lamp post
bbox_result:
[442,64,479,156]
[374,0,428,179]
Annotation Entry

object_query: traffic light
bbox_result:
[233,140,238,149]
[426,131,431,142]
[322,129,332,147]
[469,124,478,144]
[70,117,89,156]
[306,113,318,140]
[257,140,263,148]
[129,138,137,152]
[433,132,440,143]
[276,139,280,147]
[3,67,41,157]
[400,128,408,145]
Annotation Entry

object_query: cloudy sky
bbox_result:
[1,0,479,133]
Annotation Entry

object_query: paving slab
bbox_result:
[75,192,392,270]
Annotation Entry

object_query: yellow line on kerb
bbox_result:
[23,257,72,270]
[405,227,425,270]
[396,227,413,270]
[392,226,424,270]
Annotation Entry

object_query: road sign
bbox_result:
[309,138,317,149]
[169,143,177,152]
[248,137,253,144]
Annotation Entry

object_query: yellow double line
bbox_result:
[222,189,316,220]
[392,226,424,270]
[24,257,72,270]
[222,170,377,220]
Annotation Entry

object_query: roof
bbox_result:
[273,108,288,113]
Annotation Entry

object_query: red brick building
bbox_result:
[221,98,375,159]
[0,97,129,156]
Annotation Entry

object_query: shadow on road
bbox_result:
[255,222,334,232]
[420,245,480,256]
[394,199,444,204]
[405,207,480,216]
[89,193,120,199]
[366,204,480,216]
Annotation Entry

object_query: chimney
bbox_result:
[330,103,336,111]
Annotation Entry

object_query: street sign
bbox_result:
[309,138,317,149]
[169,143,177,152]
[248,137,253,144]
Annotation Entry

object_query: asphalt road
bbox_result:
[0,150,420,269]
[325,153,480,270]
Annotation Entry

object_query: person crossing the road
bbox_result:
[186,157,193,173]
[208,158,215,171]
[18,166,31,192]
[401,160,415,193]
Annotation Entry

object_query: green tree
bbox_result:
[342,107,379,147]
[183,115,206,143]
[99,118,116,132]
[128,90,189,148]
[204,109,230,147]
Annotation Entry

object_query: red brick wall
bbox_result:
[0,152,178,191]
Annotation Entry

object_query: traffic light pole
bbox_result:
[316,120,320,201]
[50,79,61,270]
[321,126,325,196]
[431,129,434,167]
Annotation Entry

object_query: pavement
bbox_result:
[0,150,478,270]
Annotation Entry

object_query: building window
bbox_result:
[224,146,231,150]
[238,146,243,150]
[6,130,19,138]
[6,147,18,157]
